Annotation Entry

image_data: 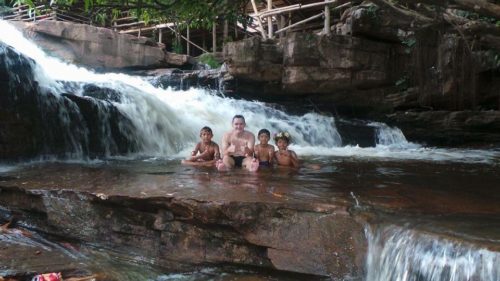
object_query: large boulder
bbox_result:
[9,20,167,70]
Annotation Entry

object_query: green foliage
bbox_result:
[395,75,409,90]
[402,37,417,54]
[10,0,250,30]
[172,38,183,54]
[198,53,220,69]
[366,4,379,20]
[94,12,106,25]
[0,0,12,15]
[455,9,497,24]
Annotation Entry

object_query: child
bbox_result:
[254,129,275,168]
[274,131,299,168]
[181,126,220,167]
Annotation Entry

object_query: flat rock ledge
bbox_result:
[0,183,366,279]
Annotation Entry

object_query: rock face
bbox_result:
[9,21,168,70]
[0,43,139,160]
[0,179,366,279]
[387,110,500,146]
[221,5,500,146]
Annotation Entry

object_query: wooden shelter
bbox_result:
[2,0,354,56]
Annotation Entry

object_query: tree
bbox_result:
[7,0,251,28]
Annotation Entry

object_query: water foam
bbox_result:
[1,20,499,163]
[366,225,500,281]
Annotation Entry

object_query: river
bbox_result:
[1,20,499,280]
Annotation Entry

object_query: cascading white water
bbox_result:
[0,20,342,158]
[366,225,500,281]
[1,20,500,163]
[369,122,419,148]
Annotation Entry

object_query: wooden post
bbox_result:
[223,19,229,43]
[212,23,217,52]
[159,29,162,43]
[250,0,267,39]
[324,0,331,35]
[202,32,207,51]
[267,0,273,39]
[138,28,141,38]
[280,15,286,38]
[187,25,190,55]
[234,22,238,39]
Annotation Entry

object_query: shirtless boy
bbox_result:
[254,129,275,168]
[218,115,257,171]
[274,131,299,168]
[181,126,220,167]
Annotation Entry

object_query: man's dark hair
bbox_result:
[232,115,245,123]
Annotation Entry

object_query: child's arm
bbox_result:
[253,145,260,159]
[289,150,299,168]
[268,145,275,164]
[214,143,221,160]
[191,143,201,158]
[190,142,201,161]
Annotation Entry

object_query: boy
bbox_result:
[182,126,220,167]
[254,129,275,168]
[274,131,299,168]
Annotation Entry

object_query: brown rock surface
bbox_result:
[9,21,167,70]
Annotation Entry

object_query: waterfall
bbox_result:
[0,20,342,159]
[369,122,416,148]
[366,225,500,281]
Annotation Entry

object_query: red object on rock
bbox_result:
[31,272,62,281]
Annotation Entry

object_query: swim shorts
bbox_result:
[231,156,246,168]
[259,161,271,167]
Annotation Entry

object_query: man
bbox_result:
[217,115,257,171]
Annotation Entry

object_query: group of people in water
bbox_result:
[181,114,298,171]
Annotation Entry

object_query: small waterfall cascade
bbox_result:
[366,225,500,281]
[0,20,342,159]
[370,122,419,148]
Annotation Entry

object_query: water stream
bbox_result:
[1,20,500,280]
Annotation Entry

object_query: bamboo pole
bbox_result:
[212,23,217,52]
[275,12,324,34]
[267,0,273,39]
[324,0,331,35]
[250,0,267,39]
[223,19,229,42]
[186,25,190,55]
[259,0,337,18]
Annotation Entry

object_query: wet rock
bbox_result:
[9,21,167,71]
[386,110,500,146]
[0,184,366,279]
[0,43,139,159]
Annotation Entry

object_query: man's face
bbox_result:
[232,118,245,132]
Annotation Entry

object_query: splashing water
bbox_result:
[366,225,500,281]
[1,20,499,163]
[0,20,342,158]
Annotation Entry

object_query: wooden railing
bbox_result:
[249,0,353,39]
[1,4,91,25]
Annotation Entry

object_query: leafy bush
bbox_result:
[198,53,220,69]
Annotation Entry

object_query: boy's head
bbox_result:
[274,131,291,144]
[258,129,271,144]
[200,126,213,140]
